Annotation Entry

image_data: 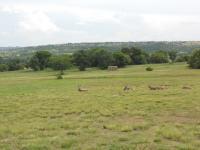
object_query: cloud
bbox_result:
[19,11,60,32]
[0,0,200,46]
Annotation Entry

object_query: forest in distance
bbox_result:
[1,41,200,58]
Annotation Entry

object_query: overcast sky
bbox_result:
[0,0,200,46]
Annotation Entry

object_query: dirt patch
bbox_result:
[112,115,145,124]
[158,115,200,124]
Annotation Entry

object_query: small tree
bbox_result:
[49,55,72,73]
[73,50,90,71]
[7,58,24,71]
[0,64,8,72]
[168,51,177,62]
[175,55,189,62]
[188,49,200,69]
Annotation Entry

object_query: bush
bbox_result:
[150,51,169,64]
[175,55,189,62]
[188,49,200,69]
[57,74,63,79]
[146,67,153,71]
[7,59,24,71]
[0,64,8,72]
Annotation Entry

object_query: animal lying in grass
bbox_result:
[78,86,88,92]
[148,85,166,90]
[123,85,134,92]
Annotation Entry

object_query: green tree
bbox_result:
[188,49,200,69]
[113,52,131,67]
[168,51,177,62]
[175,54,189,62]
[49,55,72,72]
[29,51,52,71]
[73,50,90,71]
[150,51,169,64]
[7,58,24,71]
[0,64,8,72]
[95,49,113,69]
[121,47,148,65]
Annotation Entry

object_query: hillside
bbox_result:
[1,41,200,58]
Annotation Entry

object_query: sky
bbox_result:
[0,0,200,46]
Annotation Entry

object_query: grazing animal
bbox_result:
[148,85,165,90]
[78,86,88,92]
[123,85,133,92]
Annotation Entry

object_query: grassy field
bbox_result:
[0,63,200,150]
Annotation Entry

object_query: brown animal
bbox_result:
[123,85,133,92]
[148,85,165,90]
[78,86,88,92]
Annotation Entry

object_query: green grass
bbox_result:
[0,63,200,150]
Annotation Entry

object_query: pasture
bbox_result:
[0,63,200,150]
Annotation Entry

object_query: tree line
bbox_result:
[0,47,199,72]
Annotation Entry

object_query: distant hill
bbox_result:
[1,41,200,58]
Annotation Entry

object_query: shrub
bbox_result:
[188,49,200,69]
[0,64,8,72]
[57,74,63,79]
[146,67,153,71]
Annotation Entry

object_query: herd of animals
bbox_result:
[78,85,192,92]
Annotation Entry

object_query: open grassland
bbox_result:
[0,63,200,150]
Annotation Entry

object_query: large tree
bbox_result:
[113,52,131,67]
[121,47,148,65]
[94,49,113,69]
[29,51,52,71]
[73,50,90,71]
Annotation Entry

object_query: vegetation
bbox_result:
[0,46,196,72]
[0,63,199,149]
[113,52,131,68]
[49,55,72,72]
[122,47,148,64]
[73,50,90,71]
[146,66,153,71]
[0,64,8,72]
[0,41,199,58]
[188,49,200,69]
[29,51,52,71]
[150,51,169,64]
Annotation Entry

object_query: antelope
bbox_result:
[123,85,133,92]
[78,86,88,92]
[148,85,165,90]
